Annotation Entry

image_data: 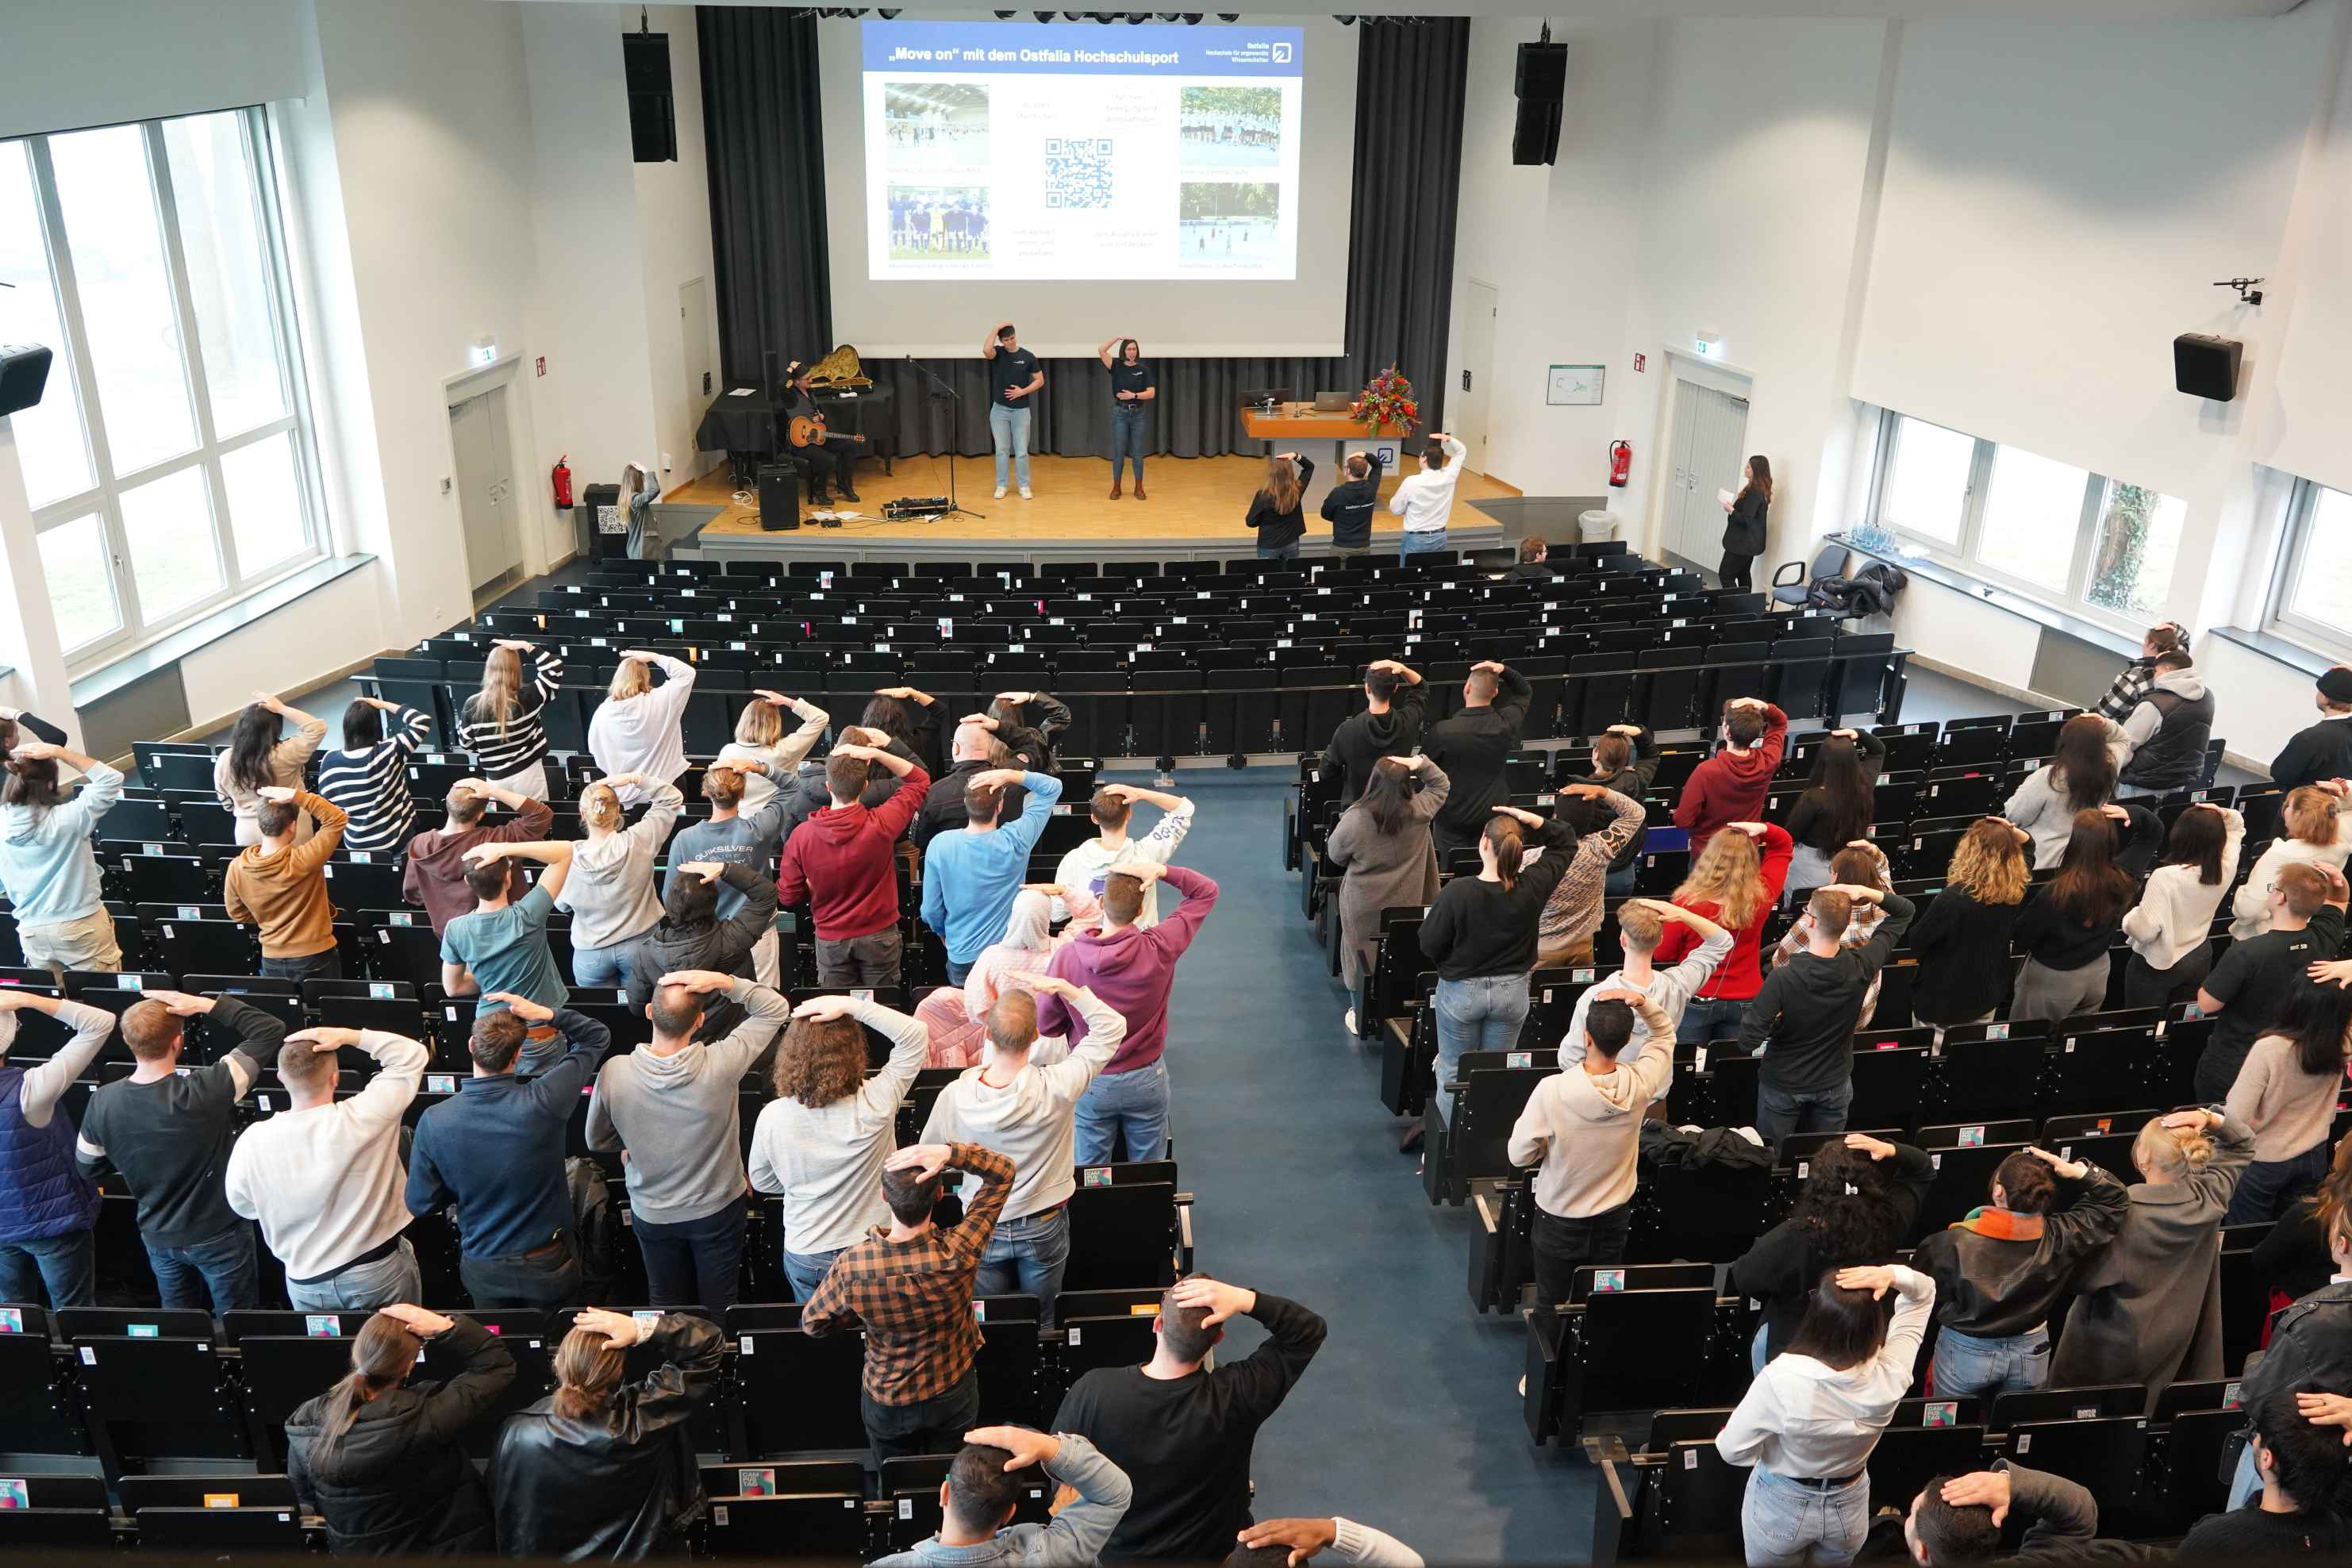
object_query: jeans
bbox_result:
[989,403,1032,490]
[1109,408,1147,489]
[1742,1467,1869,1567]
[1604,863,1638,897]
[944,958,975,987]
[2227,1140,2332,1227]
[0,1228,95,1309]
[570,935,643,990]
[1755,1078,1853,1142]
[816,928,903,987]
[286,1239,423,1313]
[2124,943,2211,1010]
[1074,1062,1170,1166]
[634,1201,746,1312]
[863,1366,980,1470]
[1783,845,1835,901]
[2229,1441,2263,1510]
[1676,993,1749,1045]
[1433,972,1531,1122]
[975,1205,1071,1326]
[459,1239,581,1311]
[1258,541,1300,561]
[1751,1320,1770,1375]
[261,947,343,983]
[145,1223,260,1313]
[1931,1324,2050,1402]
[1531,1202,1631,1308]
[1399,528,1448,562]
[782,1246,844,1304]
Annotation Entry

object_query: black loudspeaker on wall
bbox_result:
[622,29,678,164]
[2173,334,2242,402]
[758,463,801,532]
[1512,37,1568,167]
[0,343,54,419]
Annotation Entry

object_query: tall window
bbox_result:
[0,109,323,670]
[2268,480,2352,659]
[1865,409,2185,630]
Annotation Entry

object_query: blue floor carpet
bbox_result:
[1144,770,1595,1562]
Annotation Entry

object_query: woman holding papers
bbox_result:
[1718,455,1772,590]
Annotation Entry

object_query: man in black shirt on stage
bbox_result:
[982,321,1043,501]
[1099,335,1156,502]
[781,361,861,505]
[1320,449,1386,556]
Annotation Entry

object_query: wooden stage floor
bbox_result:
[674,453,1517,547]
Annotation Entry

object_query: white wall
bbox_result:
[0,0,309,141]
[634,6,724,492]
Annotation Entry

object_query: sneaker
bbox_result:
[1517,1374,1528,1397]
[1019,486,1032,499]
[1343,1008,1357,1036]
[993,486,1006,499]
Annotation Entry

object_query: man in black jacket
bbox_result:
[1900,1462,2146,1562]
[626,863,779,1040]
[1324,659,1425,805]
[1423,661,1531,859]
[2271,665,2352,792]
[916,723,1019,848]
[1318,449,1385,557]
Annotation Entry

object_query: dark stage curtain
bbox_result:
[698,12,1470,462]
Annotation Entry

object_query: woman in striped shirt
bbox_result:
[315,697,432,856]
[214,690,329,845]
[713,690,830,812]
[457,639,565,801]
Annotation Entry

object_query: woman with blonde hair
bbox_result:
[1654,821,1795,1044]
[282,1304,514,1555]
[713,689,830,812]
[489,1308,725,1558]
[555,772,684,989]
[746,993,931,1298]
[2231,781,2352,938]
[587,647,698,805]
[2123,802,2244,1006]
[455,636,565,802]
[1906,817,2031,1033]
[2050,1106,2253,1412]
[913,882,1103,1068]
[1243,450,1315,561]
[213,688,328,844]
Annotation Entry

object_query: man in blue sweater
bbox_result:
[921,768,1063,985]
[405,993,609,1309]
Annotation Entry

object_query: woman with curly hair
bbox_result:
[1730,1132,1934,1370]
[1907,817,2031,1035]
[745,993,930,1300]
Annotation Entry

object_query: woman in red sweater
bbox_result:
[1653,821,1793,1043]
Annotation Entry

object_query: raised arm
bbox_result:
[2,996,116,1126]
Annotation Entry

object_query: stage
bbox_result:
[667,453,1520,563]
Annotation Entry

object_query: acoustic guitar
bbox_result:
[787,413,867,449]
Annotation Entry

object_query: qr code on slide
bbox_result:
[1043,138,1115,209]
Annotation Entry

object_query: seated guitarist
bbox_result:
[783,361,863,504]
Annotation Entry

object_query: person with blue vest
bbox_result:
[0,991,116,1307]
[922,767,1063,986]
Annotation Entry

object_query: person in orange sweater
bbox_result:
[223,786,349,982]
[1672,698,1789,857]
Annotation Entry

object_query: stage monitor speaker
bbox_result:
[2173,333,2242,402]
[1512,40,1568,166]
[758,463,801,532]
[0,343,54,419]
[621,30,678,163]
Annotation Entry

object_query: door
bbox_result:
[680,277,713,452]
[1455,280,1498,477]
[449,386,520,601]
[1666,380,1749,570]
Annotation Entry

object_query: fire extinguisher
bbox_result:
[1608,440,1632,489]
[551,454,574,511]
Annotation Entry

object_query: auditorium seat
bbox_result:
[725,1303,870,1457]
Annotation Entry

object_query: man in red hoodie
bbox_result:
[1672,698,1788,857]
[777,742,932,986]
[1037,860,1219,1166]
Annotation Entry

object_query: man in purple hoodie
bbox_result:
[1037,861,1219,1165]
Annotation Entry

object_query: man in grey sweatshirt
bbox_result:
[585,968,792,1310]
[921,971,1126,1326]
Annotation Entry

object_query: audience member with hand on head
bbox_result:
[777,733,932,987]
[875,1422,1134,1568]
[0,989,117,1307]
[1905,818,2031,1038]
[456,638,565,801]
[401,774,554,935]
[1422,659,1532,861]
[920,882,1104,1069]
[1325,659,1427,805]
[1053,782,1195,926]
[1658,820,1793,1046]
[666,761,797,986]
[442,837,574,1067]
[924,763,1064,987]
[222,783,348,982]
[313,694,430,856]
[1732,1132,1932,1371]
[1675,697,1789,858]
[628,857,779,1041]
[1739,879,1915,1139]
[1328,755,1449,1034]
[213,688,327,845]
[2,728,125,977]
[1557,897,1730,1066]
[556,770,684,989]
[587,648,698,805]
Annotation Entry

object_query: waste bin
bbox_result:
[581,482,625,560]
[1578,509,1618,544]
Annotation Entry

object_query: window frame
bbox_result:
[16,107,327,674]
[1865,407,2172,636]
[2264,478,2352,663]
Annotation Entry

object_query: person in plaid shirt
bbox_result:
[803,1140,1014,1465]
[2095,621,2189,721]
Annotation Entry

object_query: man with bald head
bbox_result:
[586,969,794,1311]
[920,970,1127,1324]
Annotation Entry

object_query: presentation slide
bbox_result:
[862,19,1305,284]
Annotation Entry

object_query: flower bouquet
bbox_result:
[1352,365,1418,434]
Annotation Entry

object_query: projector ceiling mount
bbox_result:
[2213,277,2265,306]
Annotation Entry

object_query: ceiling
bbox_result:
[494,0,2304,20]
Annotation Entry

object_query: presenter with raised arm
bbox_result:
[982,321,1043,501]
[1100,335,1156,502]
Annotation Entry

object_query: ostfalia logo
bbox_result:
[1271,41,1292,63]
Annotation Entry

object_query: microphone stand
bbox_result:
[905,355,986,522]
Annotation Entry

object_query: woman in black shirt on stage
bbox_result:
[1099,335,1157,501]
[1719,455,1772,590]
[1246,452,1315,561]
